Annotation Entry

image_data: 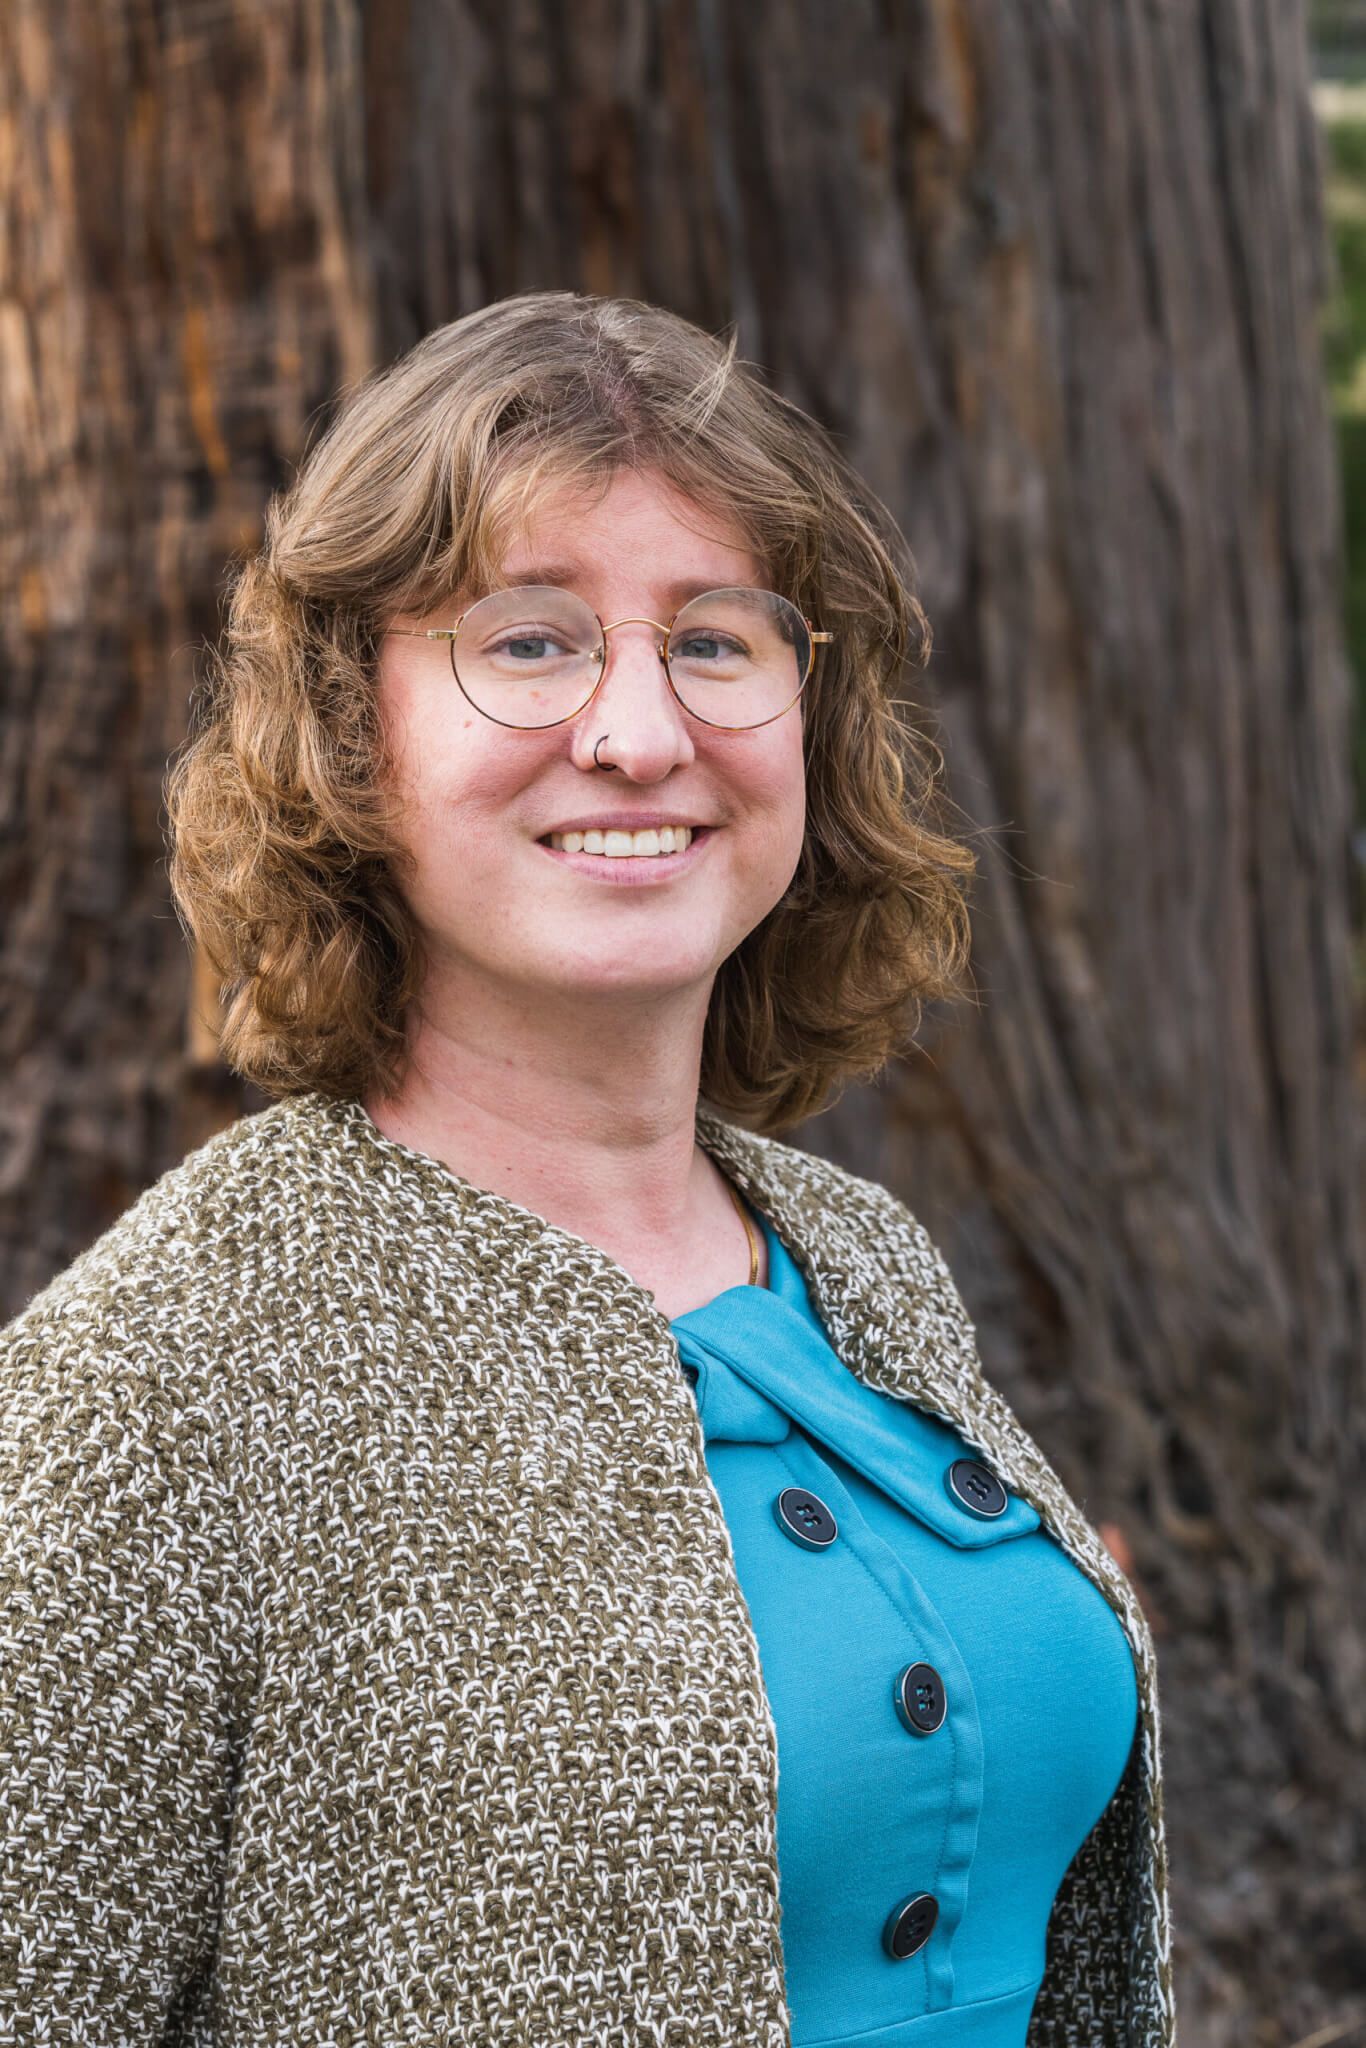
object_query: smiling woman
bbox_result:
[0,294,1173,2048]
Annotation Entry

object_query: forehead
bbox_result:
[494,466,764,581]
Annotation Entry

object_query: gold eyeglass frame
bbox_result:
[386,586,834,734]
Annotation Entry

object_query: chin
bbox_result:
[547,936,727,997]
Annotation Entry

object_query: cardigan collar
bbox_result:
[321,1091,976,1407]
[324,1091,1024,1513]
[321,1089,1155,1716]
[692,1104,986,1424]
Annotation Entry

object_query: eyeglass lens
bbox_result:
[447,585,813,730]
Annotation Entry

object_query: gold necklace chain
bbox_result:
[724,1177,761,1287]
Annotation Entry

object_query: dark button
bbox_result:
[945,1457,1008,1520]
[894,1661,947,1736]
[882,1890,939,1960]
[773,1486,838,1552]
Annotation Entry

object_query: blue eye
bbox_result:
[673,632,746,662]
[500,634,559,661]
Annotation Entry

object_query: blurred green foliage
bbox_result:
[1313,0,1366,72]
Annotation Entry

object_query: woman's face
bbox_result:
[376,467,808,1019]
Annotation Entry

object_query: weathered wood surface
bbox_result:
[0,0,375,1299]
[1,1,1361,2038]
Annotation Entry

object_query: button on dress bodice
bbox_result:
[670,1218,1139,2048]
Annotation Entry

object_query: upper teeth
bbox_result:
[548,826,694,857]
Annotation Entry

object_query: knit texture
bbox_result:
[0,1092,1174,2047]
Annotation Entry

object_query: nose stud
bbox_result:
[593,733,619,772]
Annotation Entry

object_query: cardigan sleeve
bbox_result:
[0,1291,255,2040]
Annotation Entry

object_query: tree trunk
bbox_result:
[1,1,1359,2040]
[0,0,376,1304]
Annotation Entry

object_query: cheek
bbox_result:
[759,716,808,855]
[381,676,530,829]
[716,723,807,920]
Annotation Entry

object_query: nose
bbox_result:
[568,620,697,781]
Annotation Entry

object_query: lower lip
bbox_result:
[536,828,712,883]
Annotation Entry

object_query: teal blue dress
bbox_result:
[670,1215,1138,2048]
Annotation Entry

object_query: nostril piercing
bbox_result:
[593,734,619,772]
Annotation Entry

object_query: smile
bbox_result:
[544,826,696,858]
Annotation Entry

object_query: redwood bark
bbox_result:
[1,1,1360,2038]
[0,0,376,1303]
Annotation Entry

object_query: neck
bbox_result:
[361,964,761,1312]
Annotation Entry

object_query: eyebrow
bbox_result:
[497,566,758,608]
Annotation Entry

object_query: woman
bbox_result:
[0,293,1172,2046]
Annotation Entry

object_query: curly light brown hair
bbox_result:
[164,291,978,1132]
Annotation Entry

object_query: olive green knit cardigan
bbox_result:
[0,1092,1174,2046]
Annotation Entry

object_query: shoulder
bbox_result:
[0,1095,340,1452]
[3,1096,302,1341]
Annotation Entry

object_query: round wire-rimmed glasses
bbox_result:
[386,584,834,732]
